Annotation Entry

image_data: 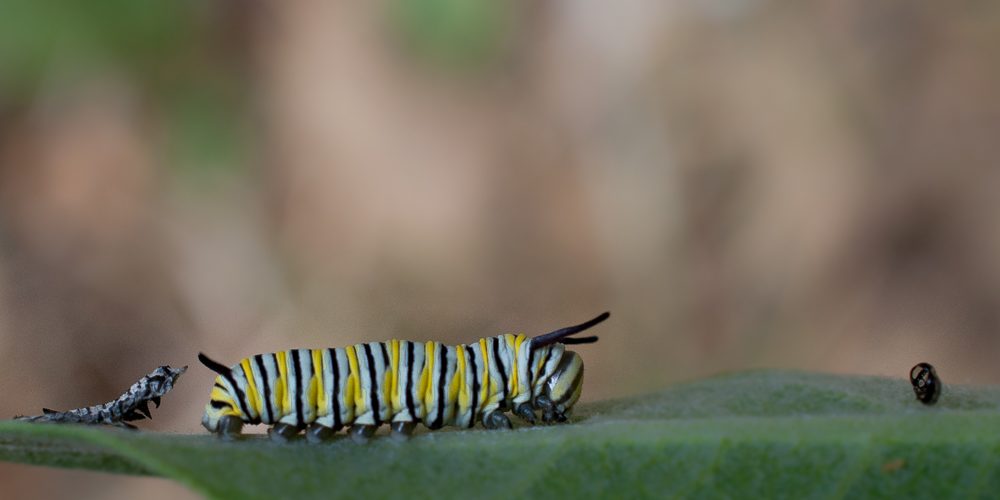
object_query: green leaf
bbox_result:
[2,371,1000,498]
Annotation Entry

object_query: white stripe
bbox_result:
[393,341,414,422]
[410,341,426,421]
[353,344,374,425]
[468,341,486,424]
[249,357,270,423]
[263,354,280,422]
[296,349,315,423]
[317,349,336,428]
[482,338,502,416]
[369,342,389,423]
[534,344,565,397]
[440,344,457,426]
[336,348,352,425]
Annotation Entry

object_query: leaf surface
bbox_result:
[2,371,998,499]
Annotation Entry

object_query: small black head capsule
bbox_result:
[910,362,941,405]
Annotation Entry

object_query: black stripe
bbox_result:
[254,355,274,424]
[238,364,262,424]
[526,343,536,387]
[539,347,554,378]
[291,350,303,427]
[466,345,479,428]
[404,342,416,420]
[214,382,227,391]
[380,342,390,367]
[554,358,584,405]
[329,348,342,428]
[492,337,508,406]
[363,344,381,425]
[220,365,250,418]
[210,399,231,409]
[433,345,448,429]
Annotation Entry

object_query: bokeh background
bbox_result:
[2,0,1000,497]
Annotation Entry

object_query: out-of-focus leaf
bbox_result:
[387,0,512,71]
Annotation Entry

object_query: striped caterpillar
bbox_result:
[198,312,609,442]
[15,365,187,429]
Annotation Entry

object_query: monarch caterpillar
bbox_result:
[198,312,609,442]
[15,365,187,429]
[910,362,941,405]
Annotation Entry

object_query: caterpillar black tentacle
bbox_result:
[199,312,609,441]
[15,365,187,429]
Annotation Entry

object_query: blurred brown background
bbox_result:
[2,0,999,497]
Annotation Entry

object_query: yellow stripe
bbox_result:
[312,349,324,415]
[479,338,490,404]
[505,334,517,399]
[211,384,240,416]
[512,334,526,398]
[211,385,232,403]
[568,370,584,405]
[346,346,363,414]
[240,358,262,417]
[390,340,400,413]
[552,354,583,401]
[422,341,435,408]
[456,345,468,412]
[277,351,289,415]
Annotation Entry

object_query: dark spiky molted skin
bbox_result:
[910,362,941,405]
[15,365,187,429]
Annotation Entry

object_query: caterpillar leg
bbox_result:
[350,424,377,444]
[390,421,417,441]
[269,422,301,443]
[514,402,536,424]
[217,416,244,440]
[546,411,567,423]
[534,395,566,423]
[483,410,512,430]
[306,423,340,444]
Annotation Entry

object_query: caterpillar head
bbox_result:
[529,312,608,422]
[535,350,584,422]
[197,353,245,436]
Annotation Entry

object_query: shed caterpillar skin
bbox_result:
[15,365,187,429]
[198,312,609,442]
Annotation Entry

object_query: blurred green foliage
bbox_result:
[0,0,199,96]
[387,0,512,71]
[162,81,250,183]
[0,0,514,180]
[0,0,247,180]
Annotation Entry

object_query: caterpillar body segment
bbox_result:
[199,312,608,441]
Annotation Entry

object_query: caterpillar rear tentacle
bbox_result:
[198,312,609,441]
